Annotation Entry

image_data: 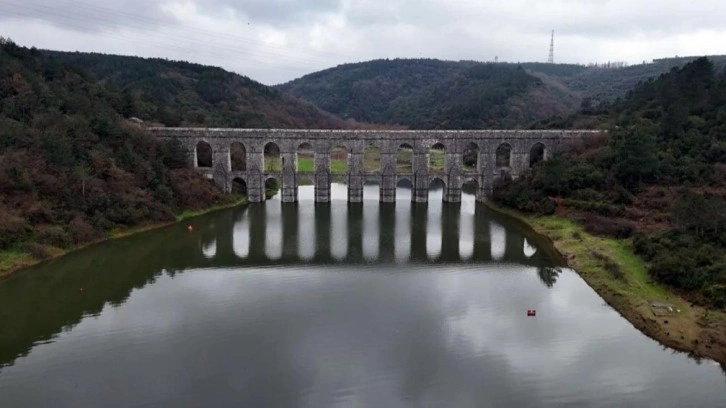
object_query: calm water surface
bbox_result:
[0,184,724,407]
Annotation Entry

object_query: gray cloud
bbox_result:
[1,0,725,84]
[201,0,344,24]
[0,0,176,32]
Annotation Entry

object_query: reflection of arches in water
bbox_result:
[196,140,212,168]
[459,185,477,260]
[231,177,247,195]
[523,238,537,258]
[298,187,315,261]
[490,222,506,261]
[426,197,442,260]
[264,201,283,260]
[362,199,380,261]
[202,239,217,258]
[298,202,315,261]
[394,199,411,263]
[233,211,250,259]
[330,205,348,260]
[230,142,246,171]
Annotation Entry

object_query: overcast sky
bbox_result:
[2,0,726,85]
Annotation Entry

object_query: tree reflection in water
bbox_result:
[538,266,562,288]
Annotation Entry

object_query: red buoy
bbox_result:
[527,309,536,316]
[187,225,193,232]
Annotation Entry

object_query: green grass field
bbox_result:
[267,148,447,174]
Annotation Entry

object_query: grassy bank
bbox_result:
[0,197,248,281]
[488,203,726,364]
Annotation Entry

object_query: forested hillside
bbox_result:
[277,59,581,129]
[496,58,726,308]
[522,56,726,103]
[279,57,726,130]
[44,50,349,129]
[0,40,236,272]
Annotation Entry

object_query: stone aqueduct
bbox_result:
[150,128,603,203]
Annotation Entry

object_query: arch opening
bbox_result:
[462,178,479,196]
[331,144,349,175]
[264,142,281,172]
[493,170,512,191]
[363,143,381,173]
[397,178,413,202]
[463,142,479,172]
[297,142,314,185]
[496,143,512,168]
[196,141,212,168]
[429,143,446,172]
[231,177,248,196]
[265,177,280,200]
[429,177,445,193]
[397,178,413,189]
[230,142,246,171]
[530,143,546,167]
[397,143,414,174]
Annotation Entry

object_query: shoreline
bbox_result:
[0,198,248,281]
[487,203,726,365]
[2,196,724,364]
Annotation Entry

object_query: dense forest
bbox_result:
[496,58,726,308]
[277,59,581,129]
[0,40,354,269]
[0,39,236,262]
[522,56,726,103]
[44,50,350,129]
[279,57,726,130]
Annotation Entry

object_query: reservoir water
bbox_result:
[0,184,724,407]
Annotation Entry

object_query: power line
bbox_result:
[1,0,348,72]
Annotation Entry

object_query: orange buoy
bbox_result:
[527,309,536,316]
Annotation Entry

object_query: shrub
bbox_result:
[0,209,32,249]
[69,216,102,244]
[33,225,73,248]
[576,213,636,238]
[21,242,51,260]
[705,284,726,309]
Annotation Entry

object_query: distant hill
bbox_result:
[522,55,726,103]
[44,50,350,129]
[278,56,726,129]
[277,59,581,129]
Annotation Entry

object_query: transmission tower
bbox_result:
[548,30,554,64]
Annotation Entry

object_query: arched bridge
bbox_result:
[150,128,604,203]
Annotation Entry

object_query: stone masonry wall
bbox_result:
[150,128,604,203]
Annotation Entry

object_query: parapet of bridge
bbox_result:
[150,128,604,203]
